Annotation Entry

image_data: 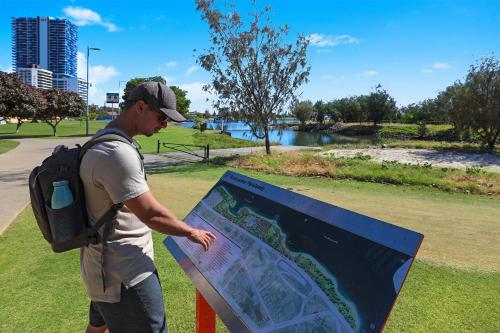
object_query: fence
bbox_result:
[156,140,210,163]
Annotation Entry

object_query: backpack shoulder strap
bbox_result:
[79,131,134,160]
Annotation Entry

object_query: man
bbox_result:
[80,82,216,333]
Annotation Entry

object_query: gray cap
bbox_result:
[128,81,186,122]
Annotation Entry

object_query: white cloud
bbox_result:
[77,51,119,103]
[178,82,214,112]
[156,61,177,71]
[362,70,379,76]
[63,7,120,32]
[307,33,359,47]
[185,65,199,76]
[77,51,86,78]
[90,66,119,85]
[178,82,211,101]
[421,62,453,74]
[163,76,176,84]
[432,62,452,69]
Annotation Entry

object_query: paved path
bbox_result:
[0,137,88,235]
[320,148,500,172]
[0,138,312,235]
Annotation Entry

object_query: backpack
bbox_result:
[29,131,138,253]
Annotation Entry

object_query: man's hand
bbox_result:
[124,191,216,250]
[188,228,217,251]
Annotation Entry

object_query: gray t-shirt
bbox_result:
[80,129,154,302]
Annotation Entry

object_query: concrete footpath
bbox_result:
[0,138,311,235]
[0,137,87,235]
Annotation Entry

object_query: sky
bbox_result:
[1,0,499,112]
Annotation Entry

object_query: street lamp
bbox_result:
[118,80,127,116]
[86,46,101,136]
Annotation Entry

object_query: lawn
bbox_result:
[0,120,107,138]
[0,139,19,155]
[1,165,499,332]
[0,121,262,154]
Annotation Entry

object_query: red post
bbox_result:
[196,289,216,333]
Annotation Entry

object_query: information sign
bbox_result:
[165,171,423,333]
[106,92,119,103]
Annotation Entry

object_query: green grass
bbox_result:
[0,121,261,154]
[1,166,499,332]
[384,261,500,333]
[229,152,500,195]
[379,123,455,137]
[144,128,264,154]
[151,164,500,270]
[0,139,19,154]
[0,120,107,138]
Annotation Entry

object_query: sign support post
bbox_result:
[196,290,216,333]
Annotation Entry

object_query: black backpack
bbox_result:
[29,132,137,253]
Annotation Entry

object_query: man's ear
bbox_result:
[135,100,146,114]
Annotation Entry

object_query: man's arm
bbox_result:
[124,191,216,251]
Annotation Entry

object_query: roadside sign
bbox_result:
[106,93,119,103]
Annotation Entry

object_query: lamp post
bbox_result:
[118,80,127,116]
[86,46,101,136]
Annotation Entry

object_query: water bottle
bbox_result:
[51,180,74,209]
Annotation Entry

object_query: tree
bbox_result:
[0,71,42,132]
[195,0,310,154]
[324,101,341,123]
[330,96,366,123]
[440,57,500,151]
[313,100,327,124]
[121,77,191,116]
[366,84,396,126]
[169,86,190,116]
[292,100,314,125]
[400,99,446,124]
[121,76,166,105]
[40,89,85,136]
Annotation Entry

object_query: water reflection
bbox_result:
[181,121,376,146]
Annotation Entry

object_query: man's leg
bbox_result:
[92,271,167,333]
[86,302,109,333]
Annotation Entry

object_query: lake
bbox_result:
[180,121,375,146]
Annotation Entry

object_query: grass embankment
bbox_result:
[0,139,19,154]
[378,123,454,138]
[0,121,262,154]
[1,167,499,332]
[229,152,500,195]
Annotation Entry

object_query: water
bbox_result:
[181,121,374,146]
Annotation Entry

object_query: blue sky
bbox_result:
[1,0,499,112]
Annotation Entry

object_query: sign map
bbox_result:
[164,171,423,333]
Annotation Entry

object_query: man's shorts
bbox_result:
[89,271,167,333]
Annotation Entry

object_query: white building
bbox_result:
[16,65,53,89]
[52,74,87,101]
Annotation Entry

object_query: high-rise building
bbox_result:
[11,16,86,99]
